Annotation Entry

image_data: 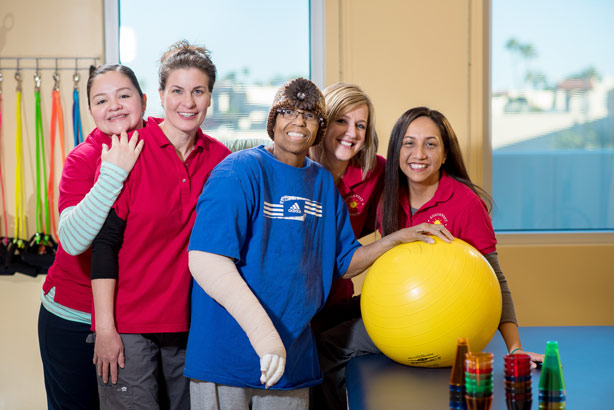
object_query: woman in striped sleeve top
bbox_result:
[38,64,146,410]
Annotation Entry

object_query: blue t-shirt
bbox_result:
[186,146,360,389]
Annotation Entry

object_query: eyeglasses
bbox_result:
[277,108,320,124]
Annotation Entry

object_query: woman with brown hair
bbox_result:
[90,42,230,409]
[317,107,544,410]
[38,64,146,410]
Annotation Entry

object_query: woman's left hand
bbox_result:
[392,222,454,245]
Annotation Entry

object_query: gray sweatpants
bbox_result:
[190,380,309,410]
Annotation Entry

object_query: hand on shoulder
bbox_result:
[101,130,144,173]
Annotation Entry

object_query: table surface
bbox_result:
[346,326,613,410]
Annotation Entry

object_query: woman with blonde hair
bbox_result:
[310,83,385,332]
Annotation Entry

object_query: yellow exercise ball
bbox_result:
[361,237,502,367]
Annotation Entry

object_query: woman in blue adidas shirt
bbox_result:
[186,78,452,410]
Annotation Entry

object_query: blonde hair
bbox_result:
[311,83,378,179]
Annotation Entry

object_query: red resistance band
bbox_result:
[48,85,66,239]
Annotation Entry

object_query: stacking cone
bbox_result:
[449,338,470,409]
[538,341,565,409]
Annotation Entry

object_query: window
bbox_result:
[105,0,323,142]
[491,0,614,231]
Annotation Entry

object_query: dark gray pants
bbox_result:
[190,380,309,410]
[311,318,381,410]
[90,332,190,410]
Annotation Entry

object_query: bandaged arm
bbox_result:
[188,250,286,388]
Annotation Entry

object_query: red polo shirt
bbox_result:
[43,127,116,312]
[328,155,386,305]
[95,117,230,333]
[397,171,496,254]
[338,155,386,238]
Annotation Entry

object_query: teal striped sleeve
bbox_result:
[58,162,128,255]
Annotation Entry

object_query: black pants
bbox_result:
[310,297,364,410]
[311,317,381,410]
[38,304,100,410]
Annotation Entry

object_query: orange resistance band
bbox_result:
[48,84,66,239]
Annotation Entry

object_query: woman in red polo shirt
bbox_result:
[38,64,146,410]
[379,106,542,359]
[316,106,544,410]
[90,41,230,410]
[309,83,386,333]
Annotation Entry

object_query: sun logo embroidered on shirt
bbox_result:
[427,213,448,226]
[345,193,365,217]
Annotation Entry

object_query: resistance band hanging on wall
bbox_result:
[0,73,6,235]
[14,73,25,242]
[0,74,7,234]
[25,70,57,275]
[3,70,38,276]
[0,72,11,274]
[33,71,51,236]
[72,69,83,146]
[0,56,99,275]
[48,70,66,239]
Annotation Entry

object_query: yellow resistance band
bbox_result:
[14,88,26,239]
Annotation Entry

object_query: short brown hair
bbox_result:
[159,41,216,92]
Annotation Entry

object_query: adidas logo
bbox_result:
[288,203,302,213]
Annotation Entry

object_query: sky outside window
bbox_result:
[119,0,310,140]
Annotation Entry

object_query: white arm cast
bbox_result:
[188,250,286,388]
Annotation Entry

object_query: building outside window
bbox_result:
[491,0,614,231]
